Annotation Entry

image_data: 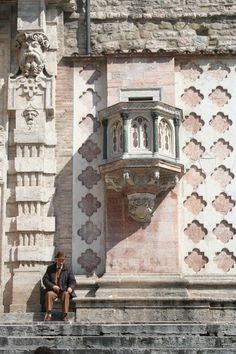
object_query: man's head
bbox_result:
[55,251,65,268]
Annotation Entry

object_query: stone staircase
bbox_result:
[0,320,236,353]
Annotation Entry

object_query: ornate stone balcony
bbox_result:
[99,101,184,222]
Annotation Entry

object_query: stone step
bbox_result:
[1,334,236,349]
[1,322,236,352]
[0,323,215,336]
[0,323,235,336]
[1,350,236,354]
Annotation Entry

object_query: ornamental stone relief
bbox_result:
[210,139,233,160]
[78,140,101,162]
[185,248,208,272]
[214,249,236,272]
[79,114,101,133]
[22,105,39,129]
[181,87,204,107]
[78,166,101,189]
[127,193,156,223]
[184,220,208,244]
[78,193,101,216]
[16,32,49,77]
[77,249,101,274]
[184,165,206,189]
[183,139,205,161]
[212,193,235,215]
[181,62,203,80]
[77,221,101,244]
[79,65,101,84]
[209,86,231,107]
[209,112,232,133]
[182,112,204,134]
[211,165,234,188]
[208,62,230,80]
[184,192,207,215]
[213,221,236,244]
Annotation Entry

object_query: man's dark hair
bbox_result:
[34,347,55,354]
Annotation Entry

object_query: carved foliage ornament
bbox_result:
[128,193,156,223]
[16,32,49,77]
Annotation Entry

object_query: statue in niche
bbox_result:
[128,193,156,223]
[22,106,39,129]
[16,32,49,77]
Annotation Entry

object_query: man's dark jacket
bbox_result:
[43,263,76,298]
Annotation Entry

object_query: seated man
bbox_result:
[43,251,76,321]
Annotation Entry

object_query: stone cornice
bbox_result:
[46,0,77,12]
[98,101,182,121]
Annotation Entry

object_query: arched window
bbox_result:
[110,120,123,156]
[131,116,149,150]
[158,119,173,155]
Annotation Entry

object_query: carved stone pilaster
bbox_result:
[7,30,56,311]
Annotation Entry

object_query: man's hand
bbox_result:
[67,287,73,294]
[53,285,60,294]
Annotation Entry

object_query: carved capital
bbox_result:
[16,32,49,77]
[128,193,156,223]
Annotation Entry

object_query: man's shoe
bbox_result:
[62,314,69,322]
[44,313,52,321]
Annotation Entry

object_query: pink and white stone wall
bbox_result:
[176,59,236,275]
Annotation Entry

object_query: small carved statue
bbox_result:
[16,32,49,77]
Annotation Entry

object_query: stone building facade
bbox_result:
[0,0,236,317]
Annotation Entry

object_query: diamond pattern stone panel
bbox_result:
[78,193,101,216]
[79,114,101,133]
[213,221,236,243]
[184,165,206,189]
[182,112,204,134]
[79,65,101,84]
[208,62,230,80]
[79,88,101,111]
[209,86,231,107]
[77,249,101,274]
[185,248,208,272]
[210,139,233,160]
[77,221,101,244]
[184,193,207,215]
[183,139,205,161]
[78,166,101,189]
[211,165,234,188]
[181,87,204,107]
[212,193,235,215]
[214,249,236,272]
[209,112,232,133]
[181,62,203,80]
[184,220,208,244]
[78,140,101,162]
